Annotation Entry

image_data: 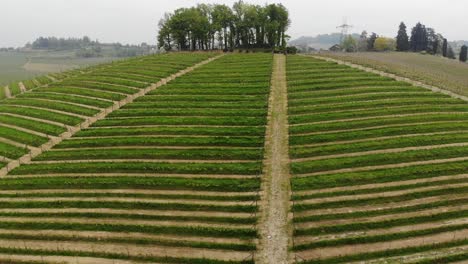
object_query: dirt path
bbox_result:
[3,86,11,98]
[312,56,468,102]
[18,82,26,93]
[257,54,291,264]
[0,55,223,177]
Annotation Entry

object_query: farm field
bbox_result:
[287,55,468,263]
[0,53,273,263]
[0,52,467,263]
[316,52,468,97]
[0,51,118,87]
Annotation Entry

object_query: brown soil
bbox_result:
[257,54,292,264]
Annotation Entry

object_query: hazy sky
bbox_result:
[2,0,467,47]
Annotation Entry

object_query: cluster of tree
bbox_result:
[30,36,98,51]
[157,1,291,51]
[26,36,154,58]
[340,31,383,52]
[396,22,458,60]
[336,21,465,62]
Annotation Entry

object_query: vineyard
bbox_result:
[0,52,467,263]
[287,55,468,263]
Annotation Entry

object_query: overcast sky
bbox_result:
[2,0,467,47]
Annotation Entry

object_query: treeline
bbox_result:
[157,1,290,51]
[30,36,97,51]
[25,36,155,58]
[338,21,467,62]
[396,22,457,58]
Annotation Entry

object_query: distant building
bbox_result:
[329,44,342,52]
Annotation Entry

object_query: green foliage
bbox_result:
[396,22,409,51]
[157,2,290,51]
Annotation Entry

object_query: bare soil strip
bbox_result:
[313,56,468,102]
[294,130,466,147]
[0,197,252,207]
[298,204,468,228]
[295,194,466,218]
[0,113,68,128]
[18,82,26,93]
[297,229,468,260]
[348,245,468,264]
[0,137,35,150]
[295,174,468,196]
[0,189,256,197]
[257,54,291,264]
[0,55,223,177]
[27,98,103,110]
[0,228,249,245]
[298,182,468,205]
[292,121,467,137]
[0,124,51,138]
[0,217,250,229]
[4,86,11,98]
[295,156,468,178]
[0,239,249,262]
[0,254,138,264]
[7,173,256,180]
[52,146,260,151]
[5,104,88,119]
[296,217,468,245]
[292,142,468,162]
[0,208,251,219]
[29,159,255,164]
[289,112,467,127]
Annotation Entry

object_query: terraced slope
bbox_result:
[0,53,273,263]
[0,53,213,172]
[287,55,468,263]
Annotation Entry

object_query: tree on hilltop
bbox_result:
[367,33,378,51]
[460,45,468,62]
[396,22,409,51]
[157,1,290,51]
[442,38,448,57]
[410,22,428,52]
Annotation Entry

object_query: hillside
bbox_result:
[0,53,467,263]
[318,52,468,96]
[290,33,360,50]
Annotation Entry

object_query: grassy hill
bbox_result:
[317,52,468,96]
[0,52,466,263]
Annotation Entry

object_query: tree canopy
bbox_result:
[157,1,290,51]
[396,22,409,51]
[460,45,468,62]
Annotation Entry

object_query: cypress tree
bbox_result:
[367,33,378,51]
[396,22,409,51]
[447,45,456,59]
[410,22,427,52]
[442,38,448,57]
[460,45,467,62]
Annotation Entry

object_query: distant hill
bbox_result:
[290,33,360,50]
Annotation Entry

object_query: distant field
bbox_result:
[0,51,119,86]
[317,52,468,97]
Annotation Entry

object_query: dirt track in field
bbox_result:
[257,54,292,264]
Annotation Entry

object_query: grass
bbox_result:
[316,52,468,96]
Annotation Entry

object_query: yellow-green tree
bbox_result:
[374,37,396,51]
